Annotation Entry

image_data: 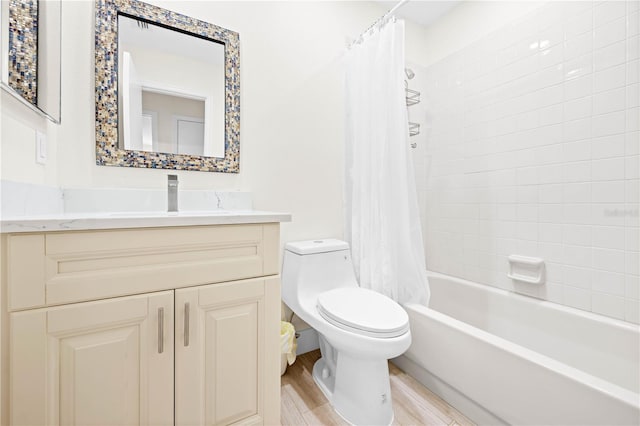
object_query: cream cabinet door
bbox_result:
[10,291,174,426]
[175,277,280,426]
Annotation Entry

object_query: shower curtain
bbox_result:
[344,17,430,306]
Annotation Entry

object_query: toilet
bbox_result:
[281,239,411,426]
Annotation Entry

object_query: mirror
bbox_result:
[1,0,62,123]
[95,0,240,172]
[118,15,225,158]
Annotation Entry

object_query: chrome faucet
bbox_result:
[168,174,179,212]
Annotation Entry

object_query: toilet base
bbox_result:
[312,352,394,426]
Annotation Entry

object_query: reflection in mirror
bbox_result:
[118,15,225,158]
[0,0,62,122]
[130,89,206,156]
[142,91,204,156]
[95,0,240,173]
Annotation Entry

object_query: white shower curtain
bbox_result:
[344,18,430,306]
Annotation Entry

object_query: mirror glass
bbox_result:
[95,0,240,173]
[117,15,225,158]
[0,0,61,123]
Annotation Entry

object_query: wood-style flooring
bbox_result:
[281,350,475,426]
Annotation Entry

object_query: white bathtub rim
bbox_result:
[404,303,640,412]
[423,270,640,334]
[421,270,640,396]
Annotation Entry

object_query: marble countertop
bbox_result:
[0,210,292,233]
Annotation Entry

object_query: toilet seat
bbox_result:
[317,287,409,338]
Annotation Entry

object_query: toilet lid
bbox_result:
[317,287,409,338]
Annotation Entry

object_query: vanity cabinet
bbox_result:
[11,291,175,426]
[2,223,281,426]
[175,278,277,426]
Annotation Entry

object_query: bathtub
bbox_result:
[393,271,640,426]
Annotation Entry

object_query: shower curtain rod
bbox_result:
[351,0,409,45]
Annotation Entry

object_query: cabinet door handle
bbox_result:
[158,307,164,354]
[184,302,190,347]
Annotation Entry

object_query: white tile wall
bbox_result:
[408,60,431,252]
[419,1,640,323]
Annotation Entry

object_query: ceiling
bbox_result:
[375,1,460,28]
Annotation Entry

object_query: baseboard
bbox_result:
[391,355,507,426]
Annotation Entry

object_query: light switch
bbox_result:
[35,130,47,164]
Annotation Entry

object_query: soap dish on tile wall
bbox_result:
[507,255,545,285]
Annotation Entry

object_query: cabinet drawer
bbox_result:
[6,223,279,310]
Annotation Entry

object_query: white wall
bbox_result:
[0,92,59,185]
[421,1,545,67]
[419,1,639,323]
[1,1,427,247]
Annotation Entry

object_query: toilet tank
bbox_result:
[281,239,358,310]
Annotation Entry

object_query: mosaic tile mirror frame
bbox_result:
[2,0,61,122]
[95,0,240,173]
[8,0,38,104]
